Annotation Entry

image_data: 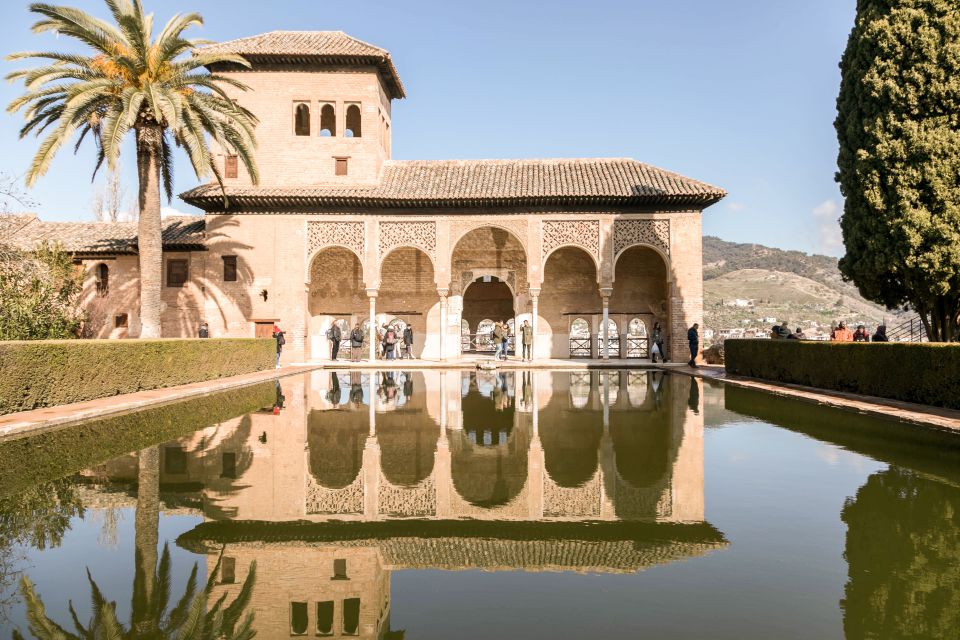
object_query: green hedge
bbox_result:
[0,381,277,497]
[724,339,960,409]
[0,338,275,415]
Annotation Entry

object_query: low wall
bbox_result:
[724,339,960,410]
[0,338,275,415]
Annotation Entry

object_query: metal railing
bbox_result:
[569,335,592,358]
[887,315,928,343]
[596,335,621,358]
[462,334,515,355]
[625,336,649,358]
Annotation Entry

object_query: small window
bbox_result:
[290,602,308,636]
[221,452,237,479]
[294,103,310,136]
[225,155,238,179]
[114,313,128,328]
[335,157,348,176]
[332,558,348,580]
[342,598,360,636]
[320,103,336,137]
[163,446,187,474]
[222,255,237,282]
[220,556,236,584]
[345,104,361,137]
[166,259,188,288]
[95,263,109,296]
[316,601,334,636]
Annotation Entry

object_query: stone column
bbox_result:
[529,287,540,360]
[602,371,610,429]
[600,287,613,361]
[438,288,449,362]
[367,289,378,362]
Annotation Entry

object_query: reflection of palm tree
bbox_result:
[135,446,160,600]
[14,545,256,640]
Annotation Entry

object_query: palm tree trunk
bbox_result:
[135,124,164,338]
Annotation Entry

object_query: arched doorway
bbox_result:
[378,247,438,359]
[450,226,527,357]
[541,246,601,358]
[462,279,514,354]
[611,246,669,360]
[308,247,366,360]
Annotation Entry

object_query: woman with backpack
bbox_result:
[384,324,398,360]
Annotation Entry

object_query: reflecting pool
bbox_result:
[1,370,959,639]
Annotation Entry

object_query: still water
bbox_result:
[1,370,959,639]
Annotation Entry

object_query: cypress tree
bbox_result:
[835,0,960,341]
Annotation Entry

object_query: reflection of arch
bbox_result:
[609,391,679,489]
[540,403,602,488]
[377,404,437,487]
[307,411,367,488]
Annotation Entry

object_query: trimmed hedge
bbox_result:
[0,338,275,415]
[0,380,277,497]
[725,339,960,409]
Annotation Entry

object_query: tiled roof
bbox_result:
[201,31,405,99]
[180,158,726,210]
[0,214,205,254]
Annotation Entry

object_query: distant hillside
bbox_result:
[702,237,898,337]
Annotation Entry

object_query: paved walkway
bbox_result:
[0,365,320,442]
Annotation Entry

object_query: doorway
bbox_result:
[461,276,514,354]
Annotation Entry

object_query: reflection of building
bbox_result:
[145,371,721,639]
[1,32,724,361]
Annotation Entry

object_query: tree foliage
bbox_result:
[6,0,260,337]
[835,0,960,341]
[0,241,84,340]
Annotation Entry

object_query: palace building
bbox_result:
[4,31,725,362]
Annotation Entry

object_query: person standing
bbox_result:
[832,321,854,342]
[520,319,533,361]
[328,321,342,360]
[651,322,665,363]
[198,321,209,338]
[872,324,889,342]
[853,324,870,342]
[272,323,285,369]
[403,324,414,359]
[501,321,510,360]
[687,323,699,368]
[350,323,364,361]
[384,324,397,360]
[492,322,505,360]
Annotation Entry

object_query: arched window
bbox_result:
[570,318,590,337]
[294,103,310,136]
[461,319,470,335]
[345,104,361,137]
[628,318,647,337]
[320,103,335,136]
[477,319,496,351]
[95,263,109,296]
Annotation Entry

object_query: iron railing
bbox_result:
[569,335,592,358]
[625,336,649,358]
[887,315,928,343]
[462,334,515,355]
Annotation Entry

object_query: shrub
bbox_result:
[0,338,275,415]
[724,340,960,409]
[0,242,84,340]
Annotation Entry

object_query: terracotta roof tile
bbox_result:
[0,215,205,254]
[181,158,726,210]
[202,31,405,99]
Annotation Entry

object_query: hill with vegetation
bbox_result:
[702,237,898,339]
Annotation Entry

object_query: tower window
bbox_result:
[114,313,128,328]
[345,104,361,137]
[290,602,308,636]
[335,157,348,176]
[221,452,237,479]
[222,255,237,282]
[316,602,334,636]
[332,558,348,579]
[294,103,310,136]
[225,155,238,179]
[166,259,188,287]
[342,598,360,636]
[320,103,336,136]
[220,556,236,584]
[95,263,109,296]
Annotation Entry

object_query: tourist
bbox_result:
[198,321,209,338]
[349,372,363,406]
[831,321,854,342]
[493,322,505,360]
[501,321,510,360]
[687,323,699,367]
[272,323,285,368]
[520,319,533,361]
[787,327,806,340]
[350,323,364,361]
[771,321,791,339]
[403,371,413,397]
[853,324,870,342]
[327,321,342,360]
[326,372,341,405]
[378,324,387,358]
[872,324,889,342]
[384,324,397,360]
[402,324,414,359]
[651,322,666,363]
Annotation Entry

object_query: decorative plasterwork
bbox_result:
[378,221,437,261]
[543,470,602,517]
[306,473,363,515]
[307,221,365,258]
[378,475,437,517]
[542,220,600,262]
[613,219,670,257]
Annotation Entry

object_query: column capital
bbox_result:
[528,287,541,298]
[437,288,449,299]
[366,288,379,298]
[600,287,613,299]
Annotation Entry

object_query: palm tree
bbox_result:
[14,545,256,639]
[6,0,259,337]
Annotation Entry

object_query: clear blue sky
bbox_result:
[0,0,855,256]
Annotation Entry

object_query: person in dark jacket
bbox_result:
[687,323,699,367]
[198,321,209,338]
[402,325,414,359]
[350,323,364,361]
[383,325,397,360]
[651,322,666,362]
[853,325,870,342]
[872,325,889,342]
[787,327,806,340]
[272,324,285,368]
[328,322,342,360]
